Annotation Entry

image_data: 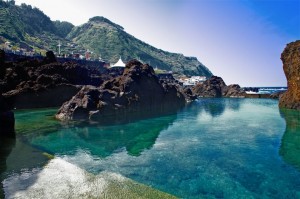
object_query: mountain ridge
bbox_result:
[0,1,212,77]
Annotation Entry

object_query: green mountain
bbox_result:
[68,16,212,76]
[0,1,212,77]
[0,1,80,54]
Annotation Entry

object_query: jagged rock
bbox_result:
[0,57,105,109]
[223,84,245,97]
[0,94,15,137]
[0,49,5,64]
[0,50,5,78]
[191,76,245,98]
[44,51,57,64]
[56,60,186,121]
[279,40,300,110]
[270,91,285,99]
[191,76,225,97]
[4,84,82,109]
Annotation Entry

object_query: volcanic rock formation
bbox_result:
[191,76,245,98]
[1,51,104,109]
[56,60,186,121]
[279,40,300,110]
[0,94,15,137]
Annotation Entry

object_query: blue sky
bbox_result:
[16,0,300,86]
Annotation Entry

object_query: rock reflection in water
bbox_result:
[279,109,300,169]
[196,98,242,117]
[28,112,178,158]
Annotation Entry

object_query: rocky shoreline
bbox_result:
[1,42,297,136]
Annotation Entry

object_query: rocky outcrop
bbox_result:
[191,76,245,98]
[0,94,15,137]
[0,52,105,109]
[4,84,81,109]
[56,60,186,121]
[279,40,300,110]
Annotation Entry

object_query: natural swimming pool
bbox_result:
[1,98,300,198]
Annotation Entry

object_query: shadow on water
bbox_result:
[0,106,182,198]
[279,109,300,169]
[30,110,179,158]
[0,137,15,199]
[14,106,182,159]
[0,136,50,198]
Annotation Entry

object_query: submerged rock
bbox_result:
[3,158,176,199]
[56,60,186,121]
[191,76,245,98]
[279,40,300,110]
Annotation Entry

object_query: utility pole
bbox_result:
[57,41,61,56]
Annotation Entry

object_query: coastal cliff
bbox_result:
[56,60,186,121]
[279,40,300,110]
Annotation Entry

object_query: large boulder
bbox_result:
[191,76,245,98]
[56,60,186,121]
[279,40,300,110]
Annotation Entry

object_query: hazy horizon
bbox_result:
[15,0,300,87]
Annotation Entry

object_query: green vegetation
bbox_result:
[0,1,212,76]
[53,20,74,38]
[68,17,212,76]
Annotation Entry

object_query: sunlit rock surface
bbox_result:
[279,40,300,110]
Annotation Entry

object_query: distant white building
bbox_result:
[110,57,125,68]
[180,76,207,86]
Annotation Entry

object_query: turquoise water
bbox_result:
[2,98,300,198]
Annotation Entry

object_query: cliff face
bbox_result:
[279,40,300,110]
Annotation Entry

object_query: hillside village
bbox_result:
[0,37,207,87]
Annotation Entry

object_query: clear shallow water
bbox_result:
[2,98,300,198]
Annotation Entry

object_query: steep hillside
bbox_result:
[53,21,74,38]
[67,17,212,76]
[0,1,76,54]
[0,1,212,76]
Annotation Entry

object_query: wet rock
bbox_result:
[270,91,285,99]
[56,60,186,121]
[279,40,300,110]
[4,84,82,109]
[0,94,15,137]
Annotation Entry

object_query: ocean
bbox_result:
[244,87,287,94]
